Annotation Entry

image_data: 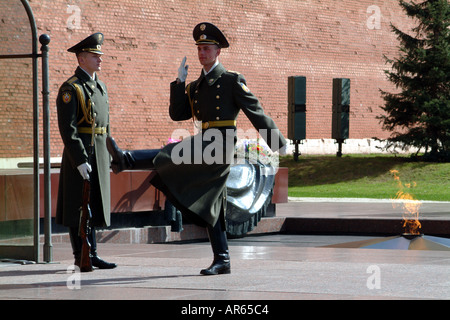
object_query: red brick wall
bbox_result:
[1,0,413,158]
[0,1,35,159]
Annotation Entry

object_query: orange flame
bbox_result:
[390,170,422,234]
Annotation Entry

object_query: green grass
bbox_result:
[279,154,450,201]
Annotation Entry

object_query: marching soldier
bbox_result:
[106,23,286,275]
[56,33,116,270]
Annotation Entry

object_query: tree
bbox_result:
[379,0,450,161]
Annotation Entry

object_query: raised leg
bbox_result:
[106,137,160,173]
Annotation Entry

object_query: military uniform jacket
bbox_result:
[153,63,286,227]
[56,67,111,227]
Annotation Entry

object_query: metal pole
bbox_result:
[40,34,52,263]
[21,0,40,263]
[294,140,300,162]
[336,139,343,157]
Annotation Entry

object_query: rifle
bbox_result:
[78,113,95,272]
[79,178,93,272]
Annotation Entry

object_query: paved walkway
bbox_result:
[1,199,449,303]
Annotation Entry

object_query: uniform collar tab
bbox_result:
[204,63,226,86]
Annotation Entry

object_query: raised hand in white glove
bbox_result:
[77,162,92,180]
[177,56,188,82]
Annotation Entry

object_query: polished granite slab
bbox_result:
[1,234,449,300]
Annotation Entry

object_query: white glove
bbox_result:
[177,56,188,82]
[77,162,92,180]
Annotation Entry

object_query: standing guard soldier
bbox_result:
[56,33,116,270]
[106,23,286,275]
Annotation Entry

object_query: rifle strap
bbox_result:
[186,82,195,121]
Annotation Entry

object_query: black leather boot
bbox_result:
[69,227,116,270]
[69,227,82,268]
[106,137,160,173]
[200,221,231,275]
[89,228,117,269]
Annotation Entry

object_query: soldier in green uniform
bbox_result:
[106,23,286,275]
[56,33,116,270]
